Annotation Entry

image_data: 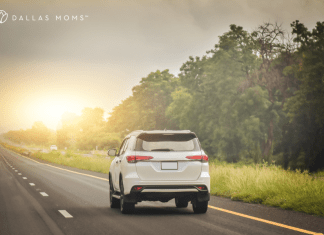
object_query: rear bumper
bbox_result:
[122,171,210,203]
[124,185,210,203]
[123,171,210,195]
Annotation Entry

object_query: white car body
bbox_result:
[50,145,57,151]
[108,130,210,214]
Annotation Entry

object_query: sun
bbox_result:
[24,95,84,130]
[40,101,67,121]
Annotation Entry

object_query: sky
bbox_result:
[1,0,324,133]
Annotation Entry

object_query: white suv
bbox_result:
[108,130,210,214]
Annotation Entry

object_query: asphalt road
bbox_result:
[0,146,323,235]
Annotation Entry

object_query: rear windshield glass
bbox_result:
[135,133,200,151]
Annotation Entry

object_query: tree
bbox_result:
[56,112,80,149]
[30,121,51,146]
[283,21,324,171]
[248,22,299,159]
[76,107,106,150]
[3,123,52,146]
[107,70,179,135]
[169,25,269,161]
[3,129,27,144]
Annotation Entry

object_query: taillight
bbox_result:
[186,155,202,160]
[126,156,153,163]
[186,155,208,162]
[202,155,208,162]
[136,156,153,161]
[126,156,136,163]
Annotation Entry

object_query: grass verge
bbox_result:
[209,160,324,217]
[0,142,111,174]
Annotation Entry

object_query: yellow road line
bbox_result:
[3,148,109,182]
[208,205,323,235]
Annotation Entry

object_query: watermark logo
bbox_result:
[0,9,88,23]
[0,10,8,24]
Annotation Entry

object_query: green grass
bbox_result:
[1,142,323,216]
[209,160,324,217]
[1,142,112,174]
[34,151,112,174]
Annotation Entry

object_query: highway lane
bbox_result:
[0,146,323,235]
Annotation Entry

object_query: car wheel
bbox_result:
[192,199,208,214]
[109,176,120,208]
[175,198,188,208]
[120,178,135,214]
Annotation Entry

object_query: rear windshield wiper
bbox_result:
[150,148,174,151]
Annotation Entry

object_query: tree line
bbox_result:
[3,21,324,172]
[3,108,121,151]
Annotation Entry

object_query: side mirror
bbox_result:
[108,149,117,156]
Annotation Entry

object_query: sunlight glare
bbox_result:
[26,95,83,130]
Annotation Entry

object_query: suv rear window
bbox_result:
[135,133,201,151]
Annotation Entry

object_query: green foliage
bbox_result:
[55,108,121,151]
[168,24,273,162]
[108,69,179,134]
[286,21,324,127]
[4,121,52,146]
[209,161,324,216]
[280,21,324,172]
[166,88,196,130]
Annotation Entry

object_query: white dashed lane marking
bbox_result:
[29,183,35,186]
[18,173,22,175]
[22,177,27,179]
[40,192,49,197]
[58,210,73,218]
[15,170,18,172]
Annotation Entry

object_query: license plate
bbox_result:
[161,162,178,170]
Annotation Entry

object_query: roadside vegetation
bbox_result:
[1,142,323,216]
[0,142,111,174]
[209,160,324,217]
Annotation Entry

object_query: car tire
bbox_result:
[109,175,120,208]
[120,178,135,214]
[192,199,208,214]
[175,198,188,208]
